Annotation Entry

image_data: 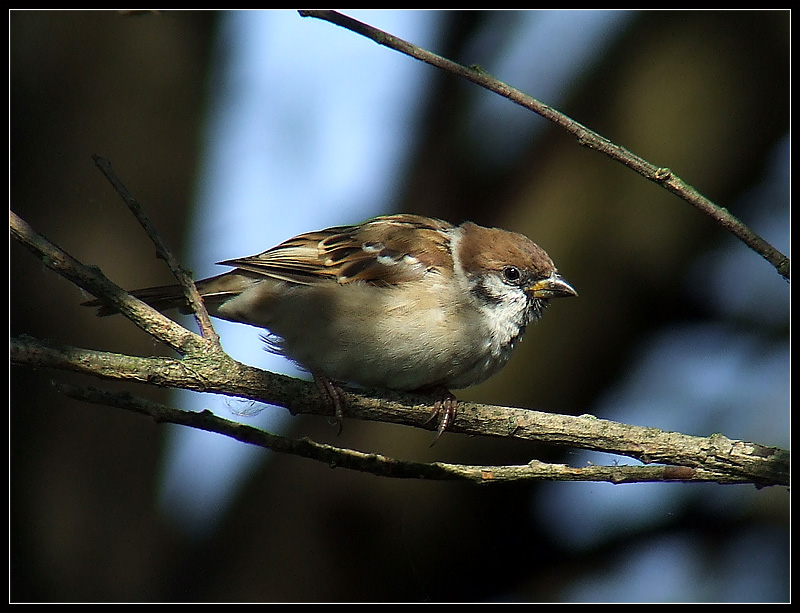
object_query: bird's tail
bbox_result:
[82,271,260,317]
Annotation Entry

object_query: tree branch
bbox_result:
[298,9,789,282]
[47,381,767,485]
[10,209,206,356]
[92,154,219,342]
[9,18,789,486]
[10,332,789,487]
[8,167,790,487]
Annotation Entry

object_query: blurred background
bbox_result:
[10,10,789,603]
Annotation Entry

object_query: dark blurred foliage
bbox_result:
[10,10,788,602]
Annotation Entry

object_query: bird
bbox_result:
[85,214,577,443]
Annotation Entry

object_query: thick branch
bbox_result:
[10,335,789,487]
[51,382,762,485]
[298,10,789,282]
[10,209,207,357]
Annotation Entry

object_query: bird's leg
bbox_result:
[423,387,458,446]
[313,373,347,435]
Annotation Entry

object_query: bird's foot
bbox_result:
[313,373,347,435]
[423,387,457,446]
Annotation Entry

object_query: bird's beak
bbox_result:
[529,273,578,299]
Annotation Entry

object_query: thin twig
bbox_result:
[92,154,220,342]
[297,10,789,282]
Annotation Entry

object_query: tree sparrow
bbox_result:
[87,214,576,442]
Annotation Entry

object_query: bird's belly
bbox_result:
[245,281,515,391]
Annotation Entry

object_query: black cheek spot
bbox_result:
[471,281,502,305]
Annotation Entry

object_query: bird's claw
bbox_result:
[314,374,347,435]
[425,389,457,446]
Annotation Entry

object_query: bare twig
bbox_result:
[298,10,790,282]
[92,155,219,342]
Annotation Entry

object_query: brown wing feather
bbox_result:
[85,215,457,316]
[218,214,455,286]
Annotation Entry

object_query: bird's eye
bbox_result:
[502,266,521,283]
